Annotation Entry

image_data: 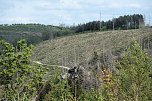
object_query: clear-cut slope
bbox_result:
[33,28,152,68]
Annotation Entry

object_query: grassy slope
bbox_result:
[33,28,152,67]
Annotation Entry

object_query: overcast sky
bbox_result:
[0,0,152,26]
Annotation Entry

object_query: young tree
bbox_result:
[114,41,152,101]
[0,40,46,101]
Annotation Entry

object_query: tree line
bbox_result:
[0,14,146,46]
[72,14,144,33]
[0,24,74,45]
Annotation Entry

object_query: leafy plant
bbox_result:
[114,41,152,101]
[44,67,73,101]
[0,39,47,101]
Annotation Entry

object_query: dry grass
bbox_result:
[32,28,152,68]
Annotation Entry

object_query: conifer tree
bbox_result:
[114,41,152,101]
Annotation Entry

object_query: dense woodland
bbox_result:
[72,14,144,33]
[0,24,74,45]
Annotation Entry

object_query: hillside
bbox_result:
[0,24,73,45]
[33,28,152,68]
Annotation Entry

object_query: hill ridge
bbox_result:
[33,28,152,68]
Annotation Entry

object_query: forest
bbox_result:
[0,24,74,45]
[72,14,144,33]
[0,14,152,101]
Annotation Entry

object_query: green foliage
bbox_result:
[0,24,57,33]
[44,67,73,101]
[43,65,102,101]
[114,41,152,101]
[101,70,117,101]
[73,14,144,33]
[79,89,103,101]
[0,24,74,45]
[45,79,73,101]
[0,39,46,101]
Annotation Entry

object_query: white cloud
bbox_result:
[8,17,32,23]
[82,0,105,6]
[130,3,141,8]
[109,1,142,9]
[110,3,122,8]
[0,0,152,25]
[3,16,34,24]
[59,0,82,9]
[51,10,73,21]
[34,1,60,10]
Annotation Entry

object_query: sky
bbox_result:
[0,0,152,26]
